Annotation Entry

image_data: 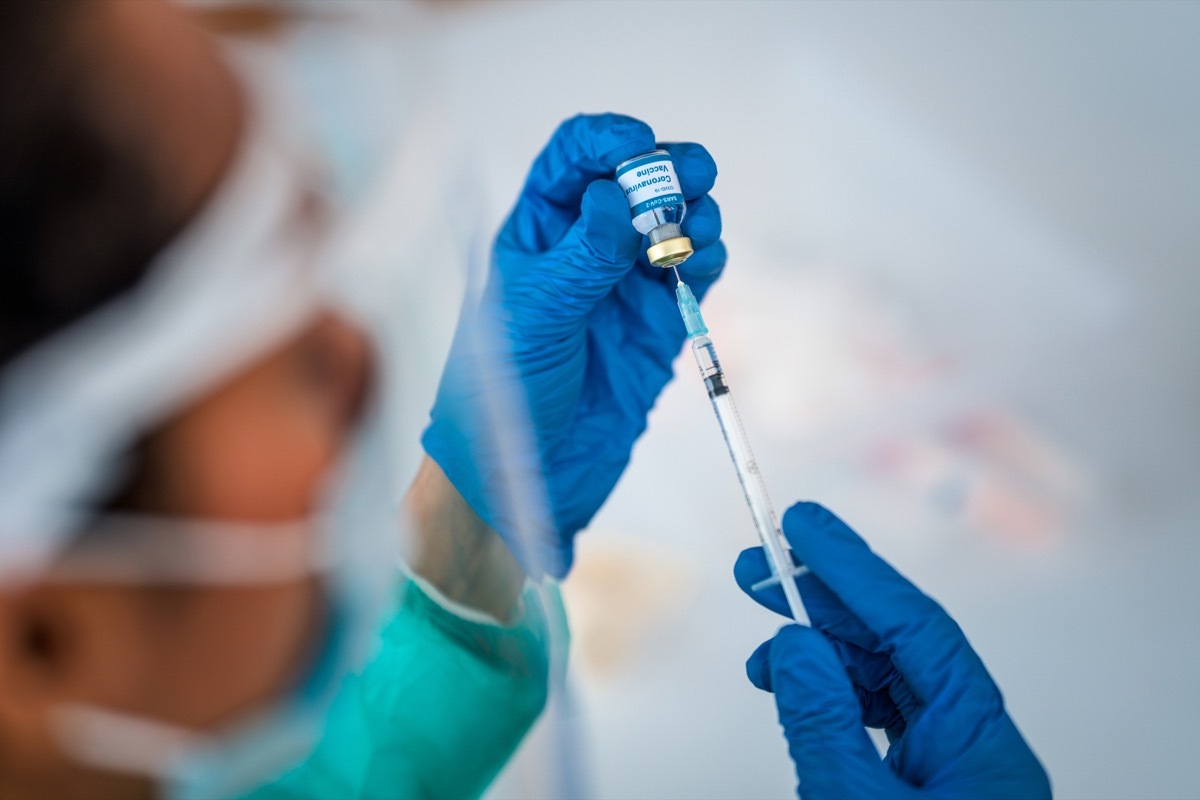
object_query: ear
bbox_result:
[0,585,153,711]
[0,586,83,768]
[0,584,163,765]
[0,587,166,792]
[0,585,91,710]
[0,586,77,696]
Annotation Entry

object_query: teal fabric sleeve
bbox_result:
[247,576,563,800]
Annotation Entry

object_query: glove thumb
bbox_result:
[545,179,641,311]
[767,625,905,799]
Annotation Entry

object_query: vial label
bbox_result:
[616,153,685,218]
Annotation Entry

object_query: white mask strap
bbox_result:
[51,704,209,781]
[39,516,334,587]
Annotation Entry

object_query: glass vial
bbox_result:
[615,149,694,268]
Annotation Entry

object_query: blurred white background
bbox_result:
[211,1,1200,797]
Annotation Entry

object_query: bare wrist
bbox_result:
[403,456,525,621]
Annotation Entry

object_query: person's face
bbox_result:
[0,2,375,794]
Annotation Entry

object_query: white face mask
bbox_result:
[47,450,404,799]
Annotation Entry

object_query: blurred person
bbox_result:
[0,0,727,797]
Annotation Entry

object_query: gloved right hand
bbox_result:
[423,114,725,579]
[734,502,1051,799]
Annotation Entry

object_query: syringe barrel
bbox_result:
[689,336,808,621]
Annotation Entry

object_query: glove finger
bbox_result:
[887,672,922,725]
[768,626,904,798]
[827,636,895,693]
[607,266,691,348]
[751,607,904,709]
[658,141,718,200]
[505,114,655,253]
[543,180,643,307]
[858,686,906,733]
[733,546,796,618]
[796,570,884,651]
[829,640,911,733]
[781,502,1002,711]
[635,234,726,293]
[632,191,720,277]
[678,240,728,303]
[745,636,774,692]
[528,114,655,206]
[751,630,906,732]
[630,186,721,282]
[734,546,881,650]
[680,194,722,250]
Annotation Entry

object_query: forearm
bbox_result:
[403,456,526,622]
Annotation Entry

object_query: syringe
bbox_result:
[674,275,809,622]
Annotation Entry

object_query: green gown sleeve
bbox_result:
[247,575,564,800]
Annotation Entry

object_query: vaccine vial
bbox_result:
[615,149,694,268]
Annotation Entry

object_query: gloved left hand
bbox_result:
[424,113,726,578]
[734,502,1051,799]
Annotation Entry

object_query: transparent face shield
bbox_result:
[0,105,409,796]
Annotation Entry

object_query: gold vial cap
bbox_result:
[646,236,694,268]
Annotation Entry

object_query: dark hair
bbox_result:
[1,2,197,515]
[0,1,186,370]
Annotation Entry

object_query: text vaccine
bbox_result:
[615,150,694,268]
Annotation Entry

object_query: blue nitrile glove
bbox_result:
[423,113,726,578]
[733,502,1051,799]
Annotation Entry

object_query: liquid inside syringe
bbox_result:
[674,277,809,622]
